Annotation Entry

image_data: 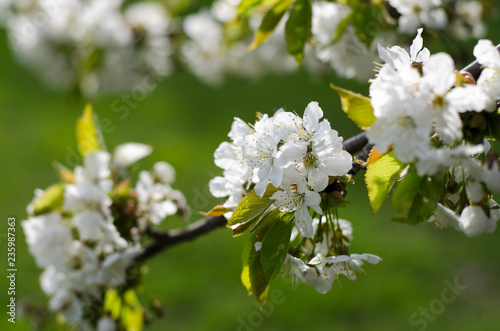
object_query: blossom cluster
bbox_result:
[181,0,297,85]
[22,143,188,328]
[182,0,488,83]
[310,1,395,81]
[1,0,173,96]
[367,29,500,237]
[210,103,385,294]
[0,0,489,92]
[388,0,485,37]
[181,0,388,82]
[210,102,352,237]
[283,216,382,294]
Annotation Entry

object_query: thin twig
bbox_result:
[135,216,227,263]
[343,132,368,155]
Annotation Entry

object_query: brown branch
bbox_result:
[135,216,227,263]
[343,132,368,155]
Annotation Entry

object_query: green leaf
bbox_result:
[241,208,281,307]
[104,289,122,320]
[248,245,269,308]
[261,220,292,279]
[232,219,259,237]
[103,289,143,331]
[200,205,231,217]
[332,84,376,130]
[285,0,312,65]
[228,185,279,237]
[122,289,144,331]
[249,0,292,50]
[391,167,443,225]
[331,13,352,44]
[76,103,102,157]
[52,161,75,183]
[349,3,382,46]
[241,240,253,294]
[33,183,65,216]
[391,167,424,213]
[237,0,264,17]
[365,151,406,214]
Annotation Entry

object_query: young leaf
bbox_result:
[261,220,292,279]
[365,151,406,214]
[228,185,278,237]
[349,3,382,46]
[103,289,122,320]
[237,0,264,17]
[232,219,260,237]
[248,246,269,307]
[76,103,102,157]
[240,209,281,306]
[285,0,312,65]
[33,183,65,216]
[249,0,292,50]
[246,209,280,307]
[332,84,376,130]
[200,205,231,217]
[391,167,424,213]
[331,13,352,44]
[366,146,385,165]
[122,289,144,331]
[241,240,253,294]
[52,162,75,183]
[392,168,443,225]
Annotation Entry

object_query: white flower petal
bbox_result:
[112,143,152,170]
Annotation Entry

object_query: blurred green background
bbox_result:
[1,6,500,331]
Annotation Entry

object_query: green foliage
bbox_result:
[261,219,292,279]
[285,0,312,65]
[33,182,65,216]
[52,161,75,183]
[247,239,270,307]
[331,84,376,130]
[241,240,253,294]
[349,3,383,46]
[122,290,144,331]
[201,205,231,216]
[104,289,122,320]
[228,185,278,236]
[76,103,103,157]
[365,151,406,214]
[331,13,351,44]
[249,0,292,50]
[237,0,264,17]
[241,209,283,307]
[104,289,144,331]
[392,167,444,225]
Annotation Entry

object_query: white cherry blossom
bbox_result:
[310,253,382,282]
[136,170,180,225]
[112,143,152,172]
[473,39,500,111]
[271,189,322,237]
[458,203,500,237]
[389,0,447,34]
